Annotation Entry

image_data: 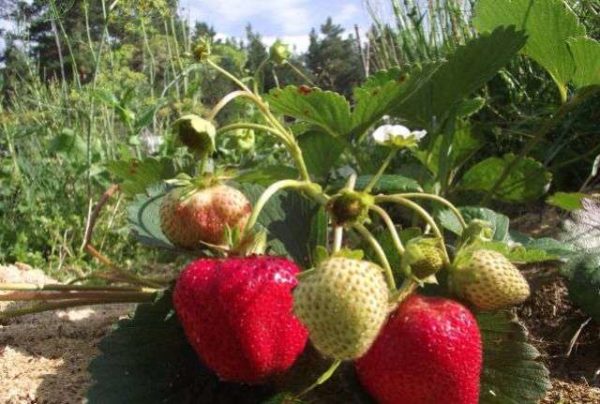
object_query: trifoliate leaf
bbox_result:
[477,311,551,403]
[565,254,600,322]
[474,0,585,96]
[266,86,352,137]
[459,154,552,203]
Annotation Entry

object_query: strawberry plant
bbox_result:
[8,15,591,403]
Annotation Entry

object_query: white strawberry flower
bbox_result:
[372,124,427,148]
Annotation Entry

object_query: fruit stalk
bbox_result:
[206,59,311,181]
[0,294,157,320]
[352,223,396,290]
[369,204,405,255]
[395,193,467,230]
[245,179,327,232]
[375,195,450,263]
[364,149,398,193]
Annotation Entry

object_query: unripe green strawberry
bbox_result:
[293,257,389,360]
[449,249,530,310]
[400,238,445,280]
[160,184,252,248]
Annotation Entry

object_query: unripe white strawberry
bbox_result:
[160,184,252,248]
[293,257,389,360]
[449,249,530,310]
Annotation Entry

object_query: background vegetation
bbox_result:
[0,0,598,279]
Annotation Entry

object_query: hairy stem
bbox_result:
[364,149,397,193]
[352,223,396,290]
[297,359,342,398]
[395,193,467,229]
[369,205,405,255]
[375,195,450,263]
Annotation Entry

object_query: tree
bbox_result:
[306,17,364,96]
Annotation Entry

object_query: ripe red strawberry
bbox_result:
[160,184,252,248]
[173,256,308,384]
[355,295,482,404]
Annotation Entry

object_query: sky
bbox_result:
[0,0,375,54]
[178,0,373,53]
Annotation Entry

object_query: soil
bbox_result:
[1,208,599,403]
[0,263,133,404]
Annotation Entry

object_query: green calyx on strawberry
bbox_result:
[160,178,252,249]
[400,237,446,281]
[326,190,374,226]
[293,257,389,360]
[173,256,308,384]
[173,114,216,156]
[458,219,494,249]
[448,248,530,310]
[356,294,482,404]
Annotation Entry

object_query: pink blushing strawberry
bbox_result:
[355,294,482,404]
[173,256,308,384]
[160,184,252,248]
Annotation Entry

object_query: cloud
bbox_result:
[338,3,360,23]
[180,0,313,35]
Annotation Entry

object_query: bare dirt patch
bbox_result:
[0,264,133,404]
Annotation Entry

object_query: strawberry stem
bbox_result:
[375,195,450,264]
[206,59,312,181]
[369,205,405,255]
[389,278,418,310]
[283,60,316,86]
[394,193,467,230]
[297,359,342,398]
[364,149,398,193]
[207,90,249,121]
[245,180,328,233]
[352,223,396,290]
[0,294,156,321]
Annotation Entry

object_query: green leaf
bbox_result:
[240,184,319,267]
[127,184,176,250]
[459,154,552,203]
[567,37,600,88]
[298,131,345,179]
[107,157,174,197]
[48,128,87,157]
[87,291,274,403]
[418,121,482,176]
[478,241,559,263]
[474,0,586,94]
[509,231,577,258]
[350,64,440,137]
[331,174,422,194]
[439,207,510,242]
[393,27,527,131]
[236,165,299,186]
[456,97,486,118]
[477,311,551,403]
[266,86,352,137]
[566,254,600,322]
[546,192,586,211]
[309,206,329,266]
